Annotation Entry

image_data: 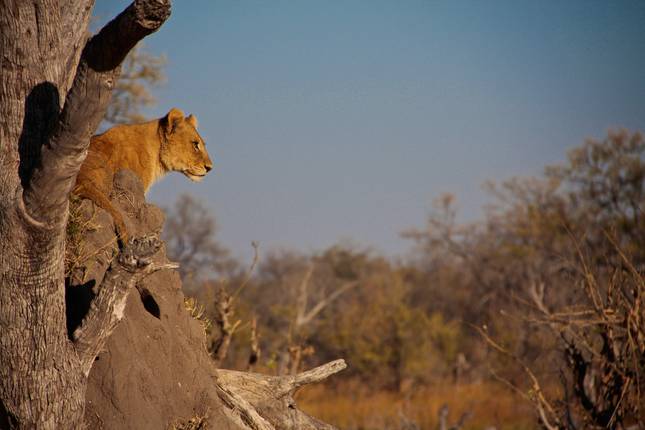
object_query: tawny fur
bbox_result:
[73,108,213,243]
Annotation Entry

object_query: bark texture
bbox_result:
[1,2,346,429]
[217,360,347,430]
[0,1,170,428]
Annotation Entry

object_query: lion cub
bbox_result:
[74,108,213,243]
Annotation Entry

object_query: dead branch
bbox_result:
[210,287,241,367]
[215,383,274,430]
[216,359,346,430]
[211,242,260,366]
[247,316,261,371]
[73,235,177,376]
[279,263,358,375]
[232,241,260,300]
[296,279,358,328]
[437,404,471,430]
[278,359,347,395]
[294,264,315,328]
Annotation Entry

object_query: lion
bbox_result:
[73,108,213,244]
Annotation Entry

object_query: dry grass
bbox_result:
[184,297,212,336]
[169,414,208,430]
[65,196,95,276]
[65,196,117,278]
[296,380,538,430]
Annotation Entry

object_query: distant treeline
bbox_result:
[166,130,644,429]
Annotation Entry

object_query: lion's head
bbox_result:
[159,108,213,182]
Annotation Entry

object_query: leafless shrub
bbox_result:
[480,236,644,429]
[208,242,259,366]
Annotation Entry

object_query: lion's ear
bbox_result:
[186,114,198,129]
[163,108,185,134]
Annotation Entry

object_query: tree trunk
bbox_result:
[1,3,347,429]
[0,1,170,428]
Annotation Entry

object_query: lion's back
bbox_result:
[76,121,159,193]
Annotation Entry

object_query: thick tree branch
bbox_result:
[23,0,171,224]
[276,359,347,396]
[215,384,275,430]
[217,359,346,430]
[73,235,178,376]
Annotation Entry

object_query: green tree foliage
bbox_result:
[313,252,461,389]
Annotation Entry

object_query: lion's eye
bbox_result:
[192,141,200,151]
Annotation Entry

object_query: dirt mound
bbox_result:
[66,170,241,430]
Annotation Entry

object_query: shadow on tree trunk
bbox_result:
[17,82,60,189]
[65,279,96,340]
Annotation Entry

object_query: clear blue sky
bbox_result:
[94,0,645,261]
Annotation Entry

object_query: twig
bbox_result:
[474,325,560,430]
[232,241,260,301]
